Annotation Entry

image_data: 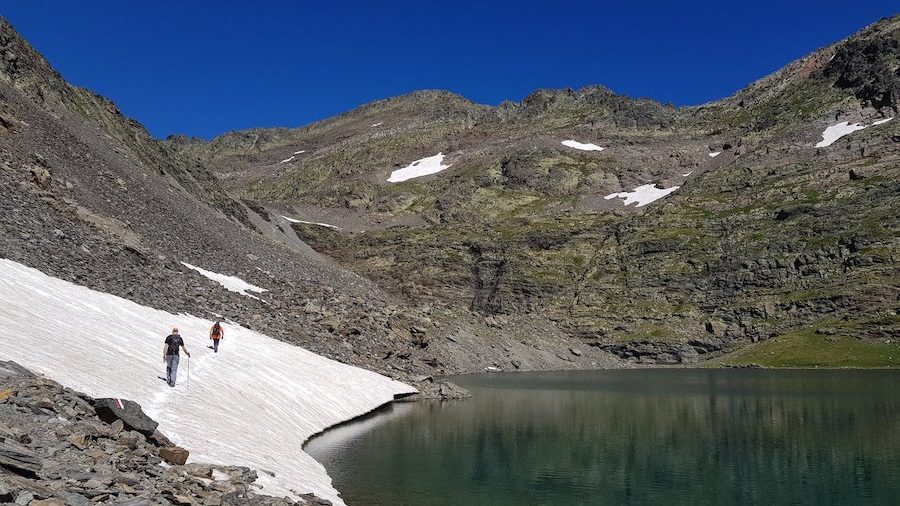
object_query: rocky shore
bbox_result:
[0,361,330,506]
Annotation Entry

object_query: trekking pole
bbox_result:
[186,354,191,388]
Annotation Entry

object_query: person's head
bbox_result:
[172,327,179,335]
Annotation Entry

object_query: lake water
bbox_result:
[305,369,900,505]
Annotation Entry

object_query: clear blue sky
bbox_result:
[3,1,897,139]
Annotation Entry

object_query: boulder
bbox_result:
[92,398,158,436]
[159,446,189,465]
[0,361,34,378]
[148,429,174,447]
[67,433,87,449]
[704,320,727,337]
[0,439,41,476]
[437,381,471,400]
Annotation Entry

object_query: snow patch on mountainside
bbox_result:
[708,151,721,158]
[815,117,895,148]
[282,216,340,230]
[387,153,451,182]
[181,262,267,299]
[561,140,605,151]
[371,122,384,127]
[816,121,867,147]
[604,184,680,207]
[0,259,415,506]
[279,151,306,163]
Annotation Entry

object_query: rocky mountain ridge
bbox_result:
[0,15,620,387]
[168,16,900,365]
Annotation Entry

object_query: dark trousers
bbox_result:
[212,339,220,352]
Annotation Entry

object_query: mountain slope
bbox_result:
[175,15,900,365]
[0,16,619,385]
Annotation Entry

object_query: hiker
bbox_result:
[209,321,225,353]
[163,327,190,387]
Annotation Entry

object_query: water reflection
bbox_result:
[306,369,900,505]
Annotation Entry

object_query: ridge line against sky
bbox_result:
[3,1,898,140]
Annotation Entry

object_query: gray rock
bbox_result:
[0,438,41,476]
[93,398,158,436]
[437,381,471,400]
[14,491,34,505]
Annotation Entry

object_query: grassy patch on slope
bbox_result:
[721,328,900,368]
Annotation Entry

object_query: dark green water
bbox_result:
[305,369,900,505]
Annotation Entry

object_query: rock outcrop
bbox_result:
[0,361,329,505]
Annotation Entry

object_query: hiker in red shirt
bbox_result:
[209,321,224,353]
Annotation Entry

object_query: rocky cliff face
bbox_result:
[172,16,900,365]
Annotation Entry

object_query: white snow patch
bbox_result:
[815,121,867,147]
[387,153,451,182]
[282,216,340,230]
[561,139,605,151]
[815,117,896,147]
[0,259,415,506]
[279,151,306,163]
[708,151,721,158]
[371,122,384,127]
[212,469,231,481]
[604,183,680,208]
[682,171,694,177]
[181,262,267,299]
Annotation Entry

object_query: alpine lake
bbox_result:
[305,369,900,505]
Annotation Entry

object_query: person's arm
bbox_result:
[163,343,168,362]
[182,343,191,357]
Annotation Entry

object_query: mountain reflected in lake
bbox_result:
[306,369,900,506]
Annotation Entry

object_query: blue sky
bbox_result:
[3,1,897,139]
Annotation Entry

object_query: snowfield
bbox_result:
[815,117,896,148]
[0,259,416,506]
[387,153,451,182]
[816,121,867,148]
[561,139,605,151]
[181,262,267,300]
[604,184,680,207]
[282,215,340,230]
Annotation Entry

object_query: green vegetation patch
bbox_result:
[722,328,900,368]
